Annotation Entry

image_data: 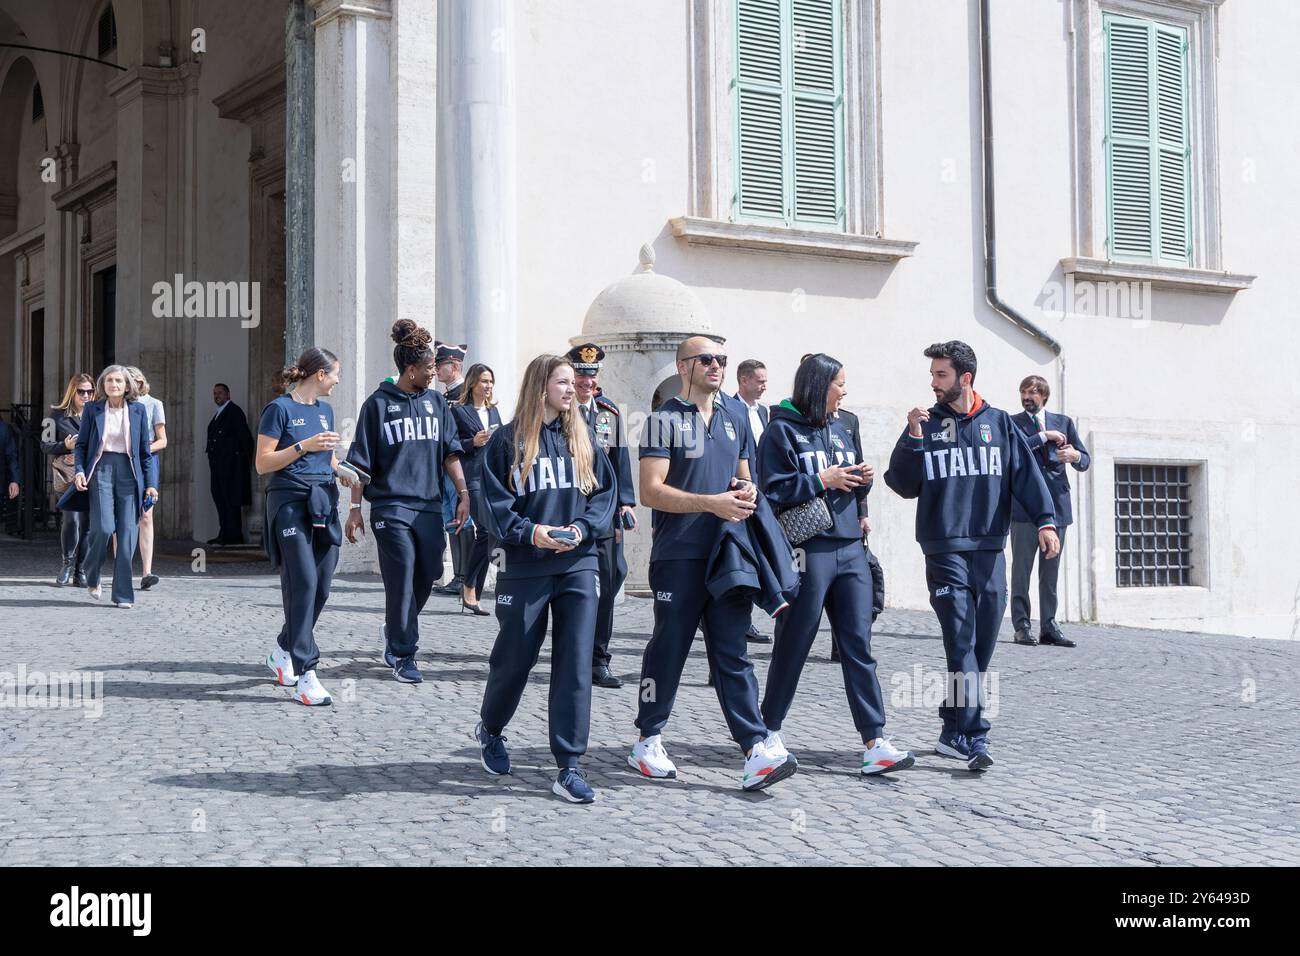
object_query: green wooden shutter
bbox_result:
[1103,13,1191,265]
[736,0,786,221]
[734,0,843,230]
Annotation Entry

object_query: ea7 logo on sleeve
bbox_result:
[496,594,513,605]
[281,526,298,537]
[50,885,152,936]
[373,521,385,530]
[655,591,673,603]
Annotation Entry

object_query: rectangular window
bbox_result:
[1103,12,1190,265]
[1114,462,1194,587]
[734,0,844,230]
[98,6,118,57]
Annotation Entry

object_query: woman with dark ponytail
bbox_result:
[342,320,470,683]
[256,347,355,706]
[758,353,912,774]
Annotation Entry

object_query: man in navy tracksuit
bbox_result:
[1010,374,1090,647]
[473,359,615,803]
[566,343,637,689]
[884,341,1057,771]
[628,335,797,792]
[344,374,468,684]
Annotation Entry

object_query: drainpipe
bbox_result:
[978,0,1086,616]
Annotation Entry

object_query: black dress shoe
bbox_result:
[57,559,74,587]
[140,574,159,591]
[592,665,623,689]
[1039,629,1076,648]
[1013,629,1039,645]
[745,624,771,644]
[460,600,490,617]
[74,569,87,588]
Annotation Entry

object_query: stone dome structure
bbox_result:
[576,244,715,343]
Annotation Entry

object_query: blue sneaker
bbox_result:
[474,721,511,775]
[380,624,397,669]
[966,735,994,772]
[552,767,596,804]
[392,656,423,684]
[935,731,970,760]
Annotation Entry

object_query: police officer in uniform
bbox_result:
[565,343,637,690]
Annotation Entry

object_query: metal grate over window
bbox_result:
[1114,463,1193,587]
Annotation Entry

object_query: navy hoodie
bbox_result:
[478,417,615,579]
[759,399,863,541]
[884,395,1054,555]
[344,381,463,511]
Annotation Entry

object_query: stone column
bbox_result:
[436,0,518,415]
[311,0,394,572]
[285,0,315,363]
[107,63,201,539]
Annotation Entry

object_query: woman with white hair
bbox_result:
[68,366,159,608]
[124,367,167,590]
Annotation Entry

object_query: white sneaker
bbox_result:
[266,647,297,686]
[293,669,332,706]
[763,730,789,759]
[742,738,797,791]
[115,602,132,609]
[861,736,915,775]
[628,735,678,779]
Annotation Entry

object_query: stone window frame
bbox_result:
[673,0,916,263]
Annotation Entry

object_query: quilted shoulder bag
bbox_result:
[776,425,834,546]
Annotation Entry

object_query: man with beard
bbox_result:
[1009,375,1089,647]
[884,341,1057,772]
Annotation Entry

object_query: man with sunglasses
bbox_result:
[629,336,797,791]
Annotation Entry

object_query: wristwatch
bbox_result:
[349,503,362,511]
[294,441,305,456]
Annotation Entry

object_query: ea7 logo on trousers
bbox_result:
[496,594,513,605]
[933,586,951,597]
[656,591,673,602]
[281,526,298,537]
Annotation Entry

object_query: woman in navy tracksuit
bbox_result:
[256,347,356,707]
[342,320,470,684]
[759,354,914,775]
[451,363,503,615]
[473,354,614,804]
[69,366,159,608]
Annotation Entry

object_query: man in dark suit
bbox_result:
[0,418,20,504]
[567,343,637,688]
[206,383,252,545]
[732,359,770,644]
[1010,375,1090,647]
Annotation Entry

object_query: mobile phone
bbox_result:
[143,495,156,512]
[619,510,635,530]
[548,529,577,543]
[488,423,501,432]
[335,460,371,485]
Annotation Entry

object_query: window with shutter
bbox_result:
[734,0,844,230]
[1103,12,1190,266]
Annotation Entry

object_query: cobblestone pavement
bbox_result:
[1,535,1297,866]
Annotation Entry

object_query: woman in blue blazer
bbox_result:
[72,366,159,607]
[451,364,503,614]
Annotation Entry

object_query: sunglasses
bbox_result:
[76,389,94,396]
[688,353,728,368]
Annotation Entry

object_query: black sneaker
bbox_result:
[392,656,423,684]
[935,731,971,760]
[474,721,511,775]
[552,767,596,804]
[966,735,994,772]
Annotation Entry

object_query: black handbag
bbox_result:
[776,424,834,546]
